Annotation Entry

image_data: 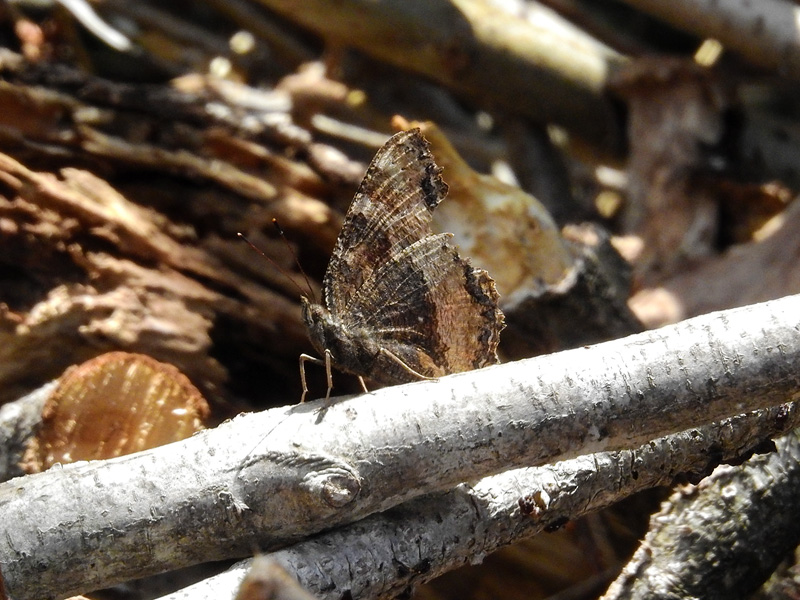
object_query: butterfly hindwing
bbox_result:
[343,232,502,378]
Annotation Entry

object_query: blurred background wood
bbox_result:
[2,0,800,598]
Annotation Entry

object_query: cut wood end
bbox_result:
[21,352,209,473]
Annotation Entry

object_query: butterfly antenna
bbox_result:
[271,219,318,302]
[237,230,316,302]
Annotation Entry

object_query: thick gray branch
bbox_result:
[2,294,800,599]
[161,402,800,600]
[0,383,52,479]
[256,0,627,148]
[602,430,800,600]
[622,0,800,80]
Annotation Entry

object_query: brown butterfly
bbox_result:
[300,128,504,401]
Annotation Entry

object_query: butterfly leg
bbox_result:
[323,349,334,402]
[379,348,438,381]
[299,353,325,403]
[299,350,336,404]
[358,376,369,393]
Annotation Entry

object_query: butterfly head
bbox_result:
[300,294,323,337]
[300,295,339,358]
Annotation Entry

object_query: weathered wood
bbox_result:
[163,402,800,600]
[2,294,800,599]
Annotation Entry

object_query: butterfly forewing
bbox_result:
[323,129,447,316]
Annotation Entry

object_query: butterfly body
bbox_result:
[301,296,396,383]
[301,128,504,398]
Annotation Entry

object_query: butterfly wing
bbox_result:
[323,129,447,316]
[343,233,504,381]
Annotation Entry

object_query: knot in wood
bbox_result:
[320,470,361,507]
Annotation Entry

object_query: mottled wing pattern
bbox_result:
[344,232,503,381]
[323,129,447,315]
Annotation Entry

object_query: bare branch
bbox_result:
[0,383,53,480]
[2,294,800,598]
[161,402,800,600]
[621,0,800,80]
[602,430,800,600]
[255,0,627,148]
